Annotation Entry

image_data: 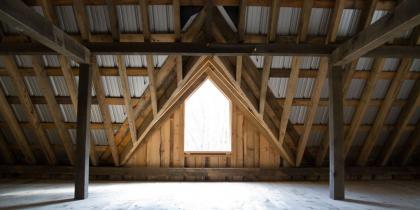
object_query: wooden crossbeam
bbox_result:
[0,84,35,164]
[399,122,420,166]
[331,0,420,65]
[259,56,272,114]
[33,56,76,165]
[106,0,120,41]
[326,0,345,43]
[0,0,90,63]
[116,55,137,145]
[358,0,378,30]
[237,0,247,42]
[146,55,158,117]
[236,56,242,85]
[140,0,151,41]
[0,132,14,164]
[295,57,328,166]
[357,59,412,166]
[379,79,420,166]
[73,0,91,41]
[297,0,313,43]
[343,59,385,158]
[2,56,56,165]
[278,57,300,145]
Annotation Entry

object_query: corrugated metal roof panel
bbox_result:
[397,80,415,99]
[245,6,269,34]
[91,129,109,145]
[410,108,420,125]
[55,6,79,33]
[371,10,388,24]
[23,76,43,96]
[308,130,324,147]
[308,8,331,36]
[49,76,70,96]
[152,55,168,68]
[42,55,60,67]
[35,104,53,122]
[0,76,17,96]
[299,56,320,69]
[295,78,314,98]
[346,79,365,99]
[410,59,420,72]
[91,104,103,123]
[314,106,328,124]
[14,56,32,68]
[362,106,378,124]
[271,56,292,69]
[116,5,142,33]
[11,104,27,122]
[149,5,174,32]
[46,129,62,145]
[124,55,146,67]
[108,105,126,123]
[356,57,373,71]
[128,76,149,97]
[250,56,264,68]
[343,107,355,124]
[86,5,110,33]
[59,104,77,122]
[97,55,117,67]
[277,7,301,35]
[268,77,287,98]
[372,79,390,99]
[383,58,400,71]
[385,106,401,124]
[102,76,122,97]
[290,106,307,124]
[182,13,198,32]
[68,129,77,144]
[337,9,361,37]
[353,130,368,146]
[217,6,237,32]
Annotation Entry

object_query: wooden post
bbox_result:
[328,64,344,200]
[75,63,93,200]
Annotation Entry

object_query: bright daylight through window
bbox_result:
[184,79,231,152]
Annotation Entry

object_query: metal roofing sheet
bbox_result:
[0,76,17,96]
[149,5,174,33]
[295,78,314,98]
[383,58,400,71]
[217,6,237,32]
[245,6,269,34]
[86,5,111,33]
[320,79,329,98]
[46,129,62,145]
[116,5,142,33]
[271,56,292,68]
[23,76,43,96]
[68,129,77,144]
[14,55,32,68]
[371,10,388,24]
[277,7,301,35]
[356,57,373,71]
[353,130,368,146]
[49,76,70,96]
[299,56,320,69]
[102,76,122,97]
[55,6,79,33]
[362,106,378,124]
[96,55,117,67]
[410,108,420,125]
[91,104,103,123]
[337,9,361,37]
[59,104,77,122]
[308,130,324,147]
[42,55,60,67]
[35,104,53,122]
[289,106,307,124]
[11,104,27,122]
[268,77,287,98]
[250,56,264,68]
[124,55,147,67]
[372,79,391,99]
[397,80,415,99]
[108,105,126,123]
[343,107,355,124]
[411,59,420,72]
[346,79,365,99]
[91,129,109,145]
[128,76,149,97]
[385,106,401,124]
[307,8,331,36]
[314,106,328,124]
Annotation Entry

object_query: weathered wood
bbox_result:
[358,0,378,30]
[140,0,151,41]
[147,55,159,117]
[328,64,344,200]
[0,0,90,63]
[236,56,242,85]
[237,0,247,41]
[259,56,272,114]
[297,0,313,42]
[326,0,345,43]
[267,0,280,42]
[33,56,76,165]
[75,63,93,200]
[0,132,14,164]
[399,122,420,166]
[73,0,91,41]
[106,0,120,41]
[331,0,420,65]
[295,57,328,166]
[2,56,56,165]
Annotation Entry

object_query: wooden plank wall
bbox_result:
[126,104,281,180]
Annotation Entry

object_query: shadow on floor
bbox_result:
[0,198,73,210]
[345,198,415,209]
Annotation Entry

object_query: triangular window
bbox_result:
[184,79,231,152]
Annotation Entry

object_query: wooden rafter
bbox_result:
[106,0,120,41]
[0,132,14,164]
[33,56,76,165]
[147,55,159,117]
[297,0,313,43]
[326,0,345,43]
[259,56,272,114]
[73,0,91,41]
[399,122,420,166]
[140,0,151,41]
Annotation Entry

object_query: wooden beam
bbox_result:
[278,57,300,144]
[328,64,345,200]
[0,132,14,164]
[399,122,420,166]
[237,0,247,42]
[40,0,58,25]
[91,60,119,166]
[0,0,90,63]
[140,0,151,41]
[147,55,158,117]
[259,56,272,114]
[73,0,91,41]
[33,56,76,165]
[358,0,378,30]
[0,85,34,164]
[74,63,93,200]
[267,0,280,42]
[295,57,328,166]
[379,79,420,166]
[236,56,242,85]
[1,56,56,165]
[326,0,345,43]
[331,0,420,65]
[297,0,313,43]
[357,58,412,166]
[173,0,181,40]
[116,55,137,145]
[176,55,182,85]
[106,0,120,41]
[343,59,385,157]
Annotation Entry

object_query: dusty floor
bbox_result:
[0,179,419,210]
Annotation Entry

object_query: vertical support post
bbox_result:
[328,64,345,200]
[75,63,93,200]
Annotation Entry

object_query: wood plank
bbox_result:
[295,57,328,166]
[176,55,182,85]
[147,55,158,116]
[73,0,91,41]
[106,0,120,41]
[0,0,89,63]
[0,85,34,164]
[116,55,137,145]
[173,0,181,40]
[357,58,412,166]
[2,56,56,165]
[326,0,345,43]
[331,0,420,65]
[278,57,300,144]
[74,63,93,200]
[328,64,345,200]
[267,0,280,42]
[379,79,420,166]
[139,0,151,41]
[297,0,313,42]
[33,56,76,165]
[258,56,272,114]
[237,0,247,42]
[343,58,385,157]
[357,0,378,30]
[236,56,242,85]
[399,122,420,166]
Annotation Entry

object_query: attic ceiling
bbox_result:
[0,0,418,168]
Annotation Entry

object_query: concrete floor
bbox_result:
[0,179,420,210]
